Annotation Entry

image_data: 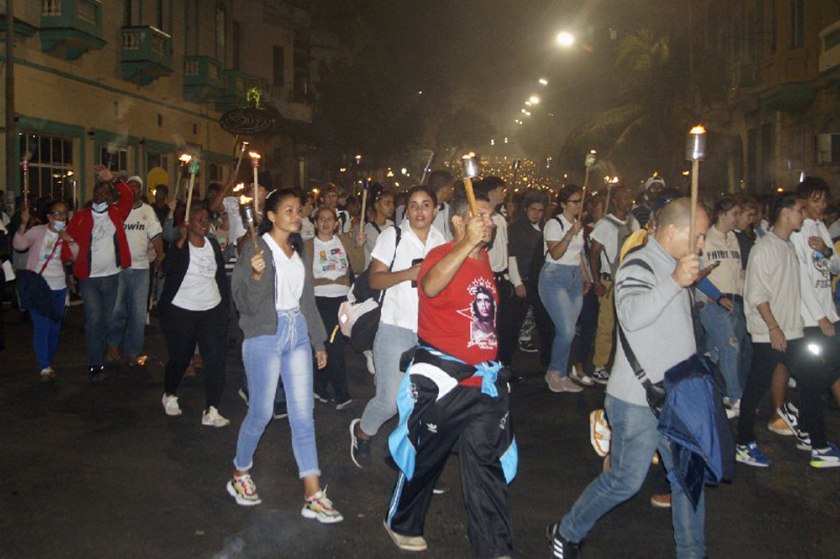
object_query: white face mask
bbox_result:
[53,220,66,232]
[92,202,108,213]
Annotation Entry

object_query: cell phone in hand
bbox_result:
[411,258,424,287]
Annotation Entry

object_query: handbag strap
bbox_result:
[617,323,657,390]
[38,237,62,275]
[377,226,403,304]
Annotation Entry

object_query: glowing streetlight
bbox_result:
[539,78,549,85]
[557,31,576,48]
[529,95,540,104]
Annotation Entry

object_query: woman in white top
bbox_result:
[539,185,592,393]
[228,188,342,523]
[700,196,751,412]
[363,184,395,269]
[159,207,230,428]
[13,201,78,381]
[350,186,446,468]
[304,206,366,407]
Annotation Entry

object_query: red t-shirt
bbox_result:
[417,242,499,365]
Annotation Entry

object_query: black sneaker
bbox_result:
[89,365,106,383]
[273,402,288,419]
[547,523,579,559]
[350,418,371,469]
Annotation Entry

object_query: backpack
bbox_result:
[527,216,563,289]
[338,227,402,352]
[604,215,635,278]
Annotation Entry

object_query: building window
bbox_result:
[19,132,75,201]
[209,163,222,182]
[156,0,171,33]
[147,151,169,172]
[216,4,226,64]
[789,0,804,49]
[124,0,141,26]
[99,145,129,175]
[232,21,241,71]
[293,32,311,102]
[273,45,285,87]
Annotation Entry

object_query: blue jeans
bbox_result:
[538,263,583,375]
[361,323,418,437]
[559,395,706,559]
[700,300,751,401]
[107,268,150,358]
[234,310,319,478]
[31,288,67,370]
[79,275,120,367]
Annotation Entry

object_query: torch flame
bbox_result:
[239,195,253,205]
[179,153,192,163]
[249,151,261,160]
[690,125,706,135]
[232,182,245,193]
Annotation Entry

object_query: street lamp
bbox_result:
[539,78,549,85]
[529,95,540,104]
[556,31,576,47]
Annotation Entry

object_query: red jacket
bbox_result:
[67,180,134,279]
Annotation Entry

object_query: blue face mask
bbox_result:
[92,202,109,213]
[53,220,66,232]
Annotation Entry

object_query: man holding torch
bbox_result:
[385,191,517,558]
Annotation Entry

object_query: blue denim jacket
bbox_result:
[658,354,735,508]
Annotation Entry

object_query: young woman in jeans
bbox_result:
[304,206,366,408]
[349,186,446,469]
[228,188,342,523]
[14,201,78,381]
[700,196,751,418]
[158,206,230,428]
[539,185,592,393]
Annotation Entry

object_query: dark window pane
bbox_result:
[63,139,73,164]
[39,167,52,199]
[52,137,63,164]
[39,136,50,164]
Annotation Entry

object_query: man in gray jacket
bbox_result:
[547,198,709,559]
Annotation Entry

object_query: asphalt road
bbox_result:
[2,305,839,559]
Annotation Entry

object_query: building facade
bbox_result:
[701,0,840,193]
[1,0,315,207]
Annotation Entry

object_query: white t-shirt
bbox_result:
[364,219,394,269]
[171,241,222,311]
[263,233,304,310]
[39,229,66,290]
[790,218,840,327]
[371,222,446,332]
[590,213,640,273]
[222,196,248,248]
[123,203,162,270]
[313,235,351,298]
[90,209,119,278]
[488,213,509,273]
[544,214,584,266]
[300,217,315,241]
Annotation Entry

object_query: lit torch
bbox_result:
[460,153,481,218]
[174,153,192,202]
[686,125,706,253]
[579,149,597,221]
[21,158,29,209]
[239,194,260,250]
[233,140,249,179]
[249,151,261,218]
[184,159,200,224]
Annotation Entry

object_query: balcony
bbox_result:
[248,77,313,123]
[182,56,223,103]
[214,70,249,112]
[819,20,840,84]
[40,0,106,60]
[0,14,38,39]
[120,26,173,86]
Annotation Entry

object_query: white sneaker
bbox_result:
[161,394,182,416]
[724,399,740,420]
[546,371,583,393]
[202,406,230,428]
[364,350,376,375]
[570,366,594,387]
[302,488,343,523]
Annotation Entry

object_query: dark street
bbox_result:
[2,307,839,559]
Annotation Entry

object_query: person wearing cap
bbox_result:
[106,175,164,366]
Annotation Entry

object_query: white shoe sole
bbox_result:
[350,419,365,469]
[302,506,343,523]
[383,520,428,551]
[767,424,793,436]
[571,374,594,387]
[226,481,262,506]
[735,454,770,468]
[202,418,230,428]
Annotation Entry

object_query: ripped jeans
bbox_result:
[700,299,751,401]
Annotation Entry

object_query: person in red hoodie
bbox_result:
[66,164,134,382]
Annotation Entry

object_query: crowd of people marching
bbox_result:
[1,163,840,559]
